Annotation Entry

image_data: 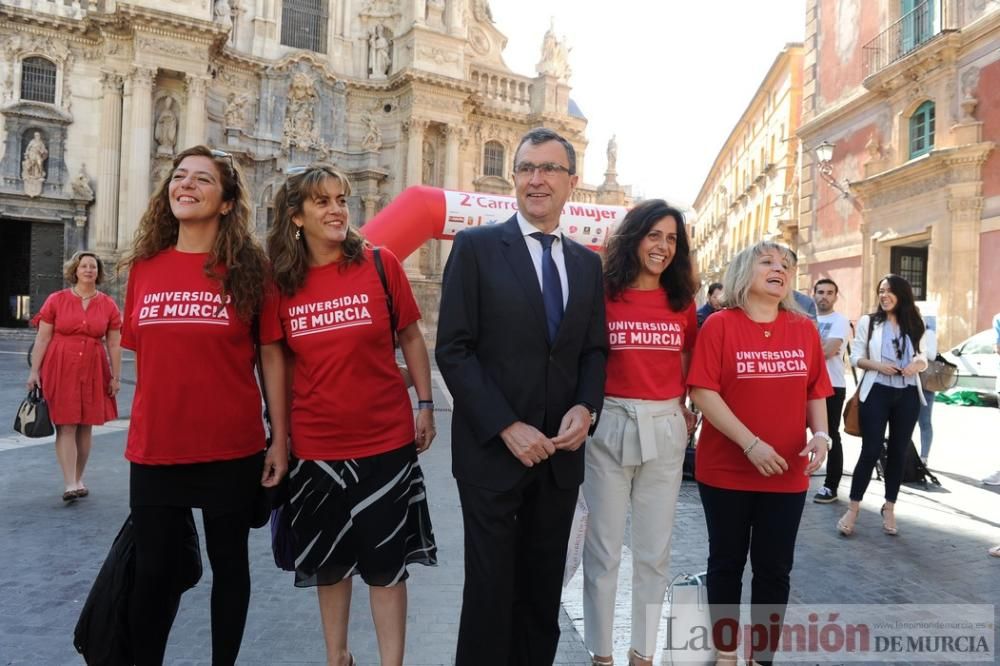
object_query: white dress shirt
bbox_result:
[517,212,569,309]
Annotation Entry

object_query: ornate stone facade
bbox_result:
[797,0,1000,345]
[0,0,620,330]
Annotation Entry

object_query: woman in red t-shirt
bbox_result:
[687,241,832,666]
[262,164,437,666]
[119,146,287,665]
[581,199,698,666]
[27,251,121,502]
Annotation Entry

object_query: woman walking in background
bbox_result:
[582,199,698,666]
[120,145,287,665]
[687,241,831,666]
[263,164,436,666]
[838,274,928,538]
[27,251,121,502]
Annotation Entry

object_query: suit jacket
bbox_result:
[435,216,608,492]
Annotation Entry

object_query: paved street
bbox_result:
[0,333,998,665]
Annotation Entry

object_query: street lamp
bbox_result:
[814,140,851,199]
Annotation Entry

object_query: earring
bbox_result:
[294,228,302,240]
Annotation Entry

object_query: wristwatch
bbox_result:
[813,431,833,450]
[580,402,598,426]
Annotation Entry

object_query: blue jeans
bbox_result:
[917,389,935,459]
[850,383,920,503]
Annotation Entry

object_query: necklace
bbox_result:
[72,287,97,301]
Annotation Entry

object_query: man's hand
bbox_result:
[500,421,555,467]
[551,404,591,451]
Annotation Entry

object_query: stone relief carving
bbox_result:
[369,24,392,79]
[362,0,398,15]
[225,92,250,128]
[283,72,320,149]
[136,36,199,60]
[468,26,490,55]
[361,108,383,152]
[154,97,179,156]
[71,163,94,200]
[865,132,881,162]
[418,46,459,65]
[22,131,48,197]
[472,0,493,23]
[536,20,570,80]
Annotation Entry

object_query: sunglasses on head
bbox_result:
[209,149,235,172]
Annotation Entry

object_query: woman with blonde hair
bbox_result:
[262,164,437,666]
[688,241,832,666]
[119,145,287,665]
[27,251,121,501]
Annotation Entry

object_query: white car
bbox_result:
[941,329,999,400]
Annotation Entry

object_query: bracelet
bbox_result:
[743,436,760,457]
[417,400,434,410]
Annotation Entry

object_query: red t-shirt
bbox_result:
[604,289,697,400]
[687,307,832,493]
[122,248,266,464]
[260,247,420,461]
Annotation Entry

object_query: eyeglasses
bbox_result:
[513,162,573,178]
[210,149,235,172]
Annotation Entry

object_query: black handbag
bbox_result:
[13,387,54,438]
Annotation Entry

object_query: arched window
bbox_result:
[909,100,935,159]
[483,141,505,178]
[281,0,328,52]
[20,57,57,104]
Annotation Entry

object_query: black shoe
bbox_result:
[813,487,837,504]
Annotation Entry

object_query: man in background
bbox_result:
[697,282,723,328]
[812,278,849,503]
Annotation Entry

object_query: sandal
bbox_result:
[62,490,78,502]
[628,649,652,666]
[591,656,613,666]
[715,650,738,665]
[881,504,898,536]
[837,507,859,536]
[988,545,1000,558]
[76,486,89,498]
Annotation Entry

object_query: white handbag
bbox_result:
[665,572,714,666]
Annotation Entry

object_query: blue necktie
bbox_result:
[530,232,563,343]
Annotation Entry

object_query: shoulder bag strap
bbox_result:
[372,247,399,348]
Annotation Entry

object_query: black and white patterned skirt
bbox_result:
[288,442,437,588]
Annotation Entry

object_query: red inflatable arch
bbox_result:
[361,186,628,260]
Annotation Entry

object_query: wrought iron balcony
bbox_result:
[862,0,962,78]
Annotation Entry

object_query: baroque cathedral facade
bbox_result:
[0,0,625,327]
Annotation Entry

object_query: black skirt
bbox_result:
[289,442,437,588]
[130,450,265,516]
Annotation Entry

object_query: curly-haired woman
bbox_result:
[119,145,287,665]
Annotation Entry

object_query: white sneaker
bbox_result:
[983,471,1000,486]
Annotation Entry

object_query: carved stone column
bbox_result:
[411,0,425,25]
[122,66,155,247]
[446,0,463,35]
[95,72,123,251]
[184,75,209,147]
[402,119,427,275]
[362,194,379,225]
[443,125,460,188]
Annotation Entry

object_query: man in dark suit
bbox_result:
[436,128,608,666]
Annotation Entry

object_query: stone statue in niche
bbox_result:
[864,133,881,162]
[422,139,436,185]
[368,24,391,79]
[283,72,319,149]
[225,92,249,128]
[71,163,94,200]
[960,66,980,121]
[606,134,617,173]
[154,97,179,156]
[536,19,570,80]
[214,0,233,29]
[22,132,47,197]
[361,109,383,152]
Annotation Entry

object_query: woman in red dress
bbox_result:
[27,251,122,502]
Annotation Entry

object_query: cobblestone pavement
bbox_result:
[1,344,998,664]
